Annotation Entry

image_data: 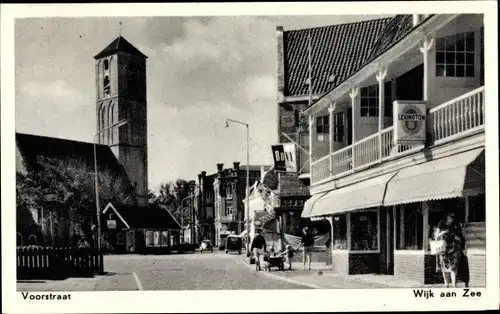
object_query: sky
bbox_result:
[15,15,389,191]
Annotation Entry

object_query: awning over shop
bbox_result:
[303,172,397,218]
[301,192,327,218]
[384,148,485,206]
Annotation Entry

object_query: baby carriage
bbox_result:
[263,249,285,271]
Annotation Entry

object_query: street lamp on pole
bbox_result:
[93,119,127,251]
[225,118,250,250]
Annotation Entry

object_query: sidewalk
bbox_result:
[240,256,444,289]
[17,272,140,292]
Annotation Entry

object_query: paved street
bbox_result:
[18,251,310,291]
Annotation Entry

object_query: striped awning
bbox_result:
[384,148,484,206]
[302,172,397,218]
[301,192,327,218]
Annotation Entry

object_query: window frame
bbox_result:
[349,209,380,253]
[333,112,345,143]
[315,115,330,134]
[435,31,476,78]
[360,82,393,118]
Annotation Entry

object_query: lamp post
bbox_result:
[224,118,250,250]
[93,119,127,251]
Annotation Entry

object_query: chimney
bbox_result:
[201,171,206,177]
[233,162,240,171]
[412,14,421,27]
[216,163,224,173]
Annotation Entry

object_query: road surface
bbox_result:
[93,251,310,290]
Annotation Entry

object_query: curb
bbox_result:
[237,255,321,289]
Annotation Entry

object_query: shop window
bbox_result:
[468,194,485,222]
[332,214,347,250]
[436,32,475,77]
[350,211,379,251]
[360,82,392,117]
[145,231,154,247]
[396,203,423,250]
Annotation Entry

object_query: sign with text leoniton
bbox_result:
[271,143,297,173]
[394,101,427,145]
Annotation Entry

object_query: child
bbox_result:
[278,245,294,270]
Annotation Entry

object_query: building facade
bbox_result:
[94,36,149,207]
[301,14,485,286]
[211,163,271,247]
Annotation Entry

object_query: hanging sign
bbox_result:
[107,220,117,229]
[271,143,297,173]
[394,101,427,145]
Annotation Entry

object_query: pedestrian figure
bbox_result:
[277,244,294,270]
[432,213,469,288]
[296,227,314,270]
[250,228,267,271]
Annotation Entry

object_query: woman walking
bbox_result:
[296,227,315,270]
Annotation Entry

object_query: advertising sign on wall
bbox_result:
[271,143,297,173]
[393,101,427,145]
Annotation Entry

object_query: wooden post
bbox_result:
[326,216,334,270]
[328,102,336,175]
[400,206,405,248]
[346,213,352,251]
[422,202,430,252]
[420,37,434,102]
[376,68,387,162]
[393,205,397,250]
[349,87,359,170]
[308,114,314,175]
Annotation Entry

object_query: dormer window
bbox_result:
[103,59,109,71]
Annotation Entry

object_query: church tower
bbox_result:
[94,36,148,207]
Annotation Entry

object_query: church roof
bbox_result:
[94,36,148,59]
[16,133,127,176]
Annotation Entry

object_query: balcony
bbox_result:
[311,86,485,185]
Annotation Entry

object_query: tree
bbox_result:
[148,179,197,224]
[16,155,136,245]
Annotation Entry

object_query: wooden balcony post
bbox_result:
[328,102,336,174]
[419,36,434,103]
[349,87,359,169]
[308,114,314,177]
[376,68,387,162]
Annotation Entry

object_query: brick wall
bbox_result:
[395,251,425,283]
[466,253,486,287]
[349,253,380,274]
[395,251,486,287]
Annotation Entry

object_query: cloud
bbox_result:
[18,79,86,105]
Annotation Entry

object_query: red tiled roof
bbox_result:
[283,15,417,98]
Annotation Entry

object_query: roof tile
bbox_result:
[283,15,415,98]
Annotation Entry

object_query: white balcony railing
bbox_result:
[310,86,485,185]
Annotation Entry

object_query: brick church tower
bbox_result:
[94,36,148,207]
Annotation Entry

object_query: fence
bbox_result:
[17,246,104,280]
